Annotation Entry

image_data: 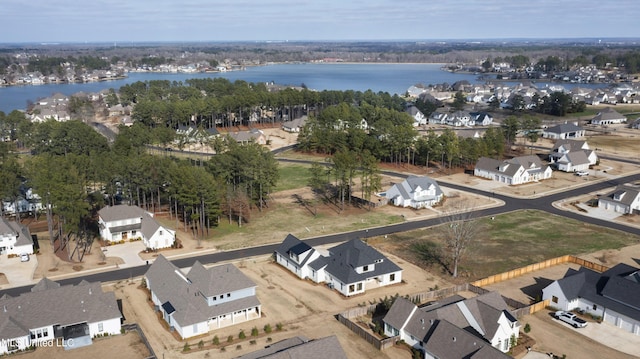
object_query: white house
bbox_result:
[383,292,518,357]
[383,176,444,209]
[406,105,426,127]
[549,139,597,172]
[542,263,640,335]
[428,111,448,125]
[542,123,585,139]
[469,111,494,126]
[0,217,34,256]
[274,234,322,280]
[591,108,627,126]
[282,116,308,133]
[276,237,402,297]
[598,185,640,214]
[145,255,261,339]
[0,278,122,354]
[474,155,552,185]
[97,205,175,249]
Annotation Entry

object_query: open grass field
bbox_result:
[273,162,313,192]
[369,209,640,280]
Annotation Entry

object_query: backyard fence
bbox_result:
[470,255,608,287]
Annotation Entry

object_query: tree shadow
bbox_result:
[412,241,451,276]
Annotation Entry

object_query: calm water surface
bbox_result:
[0,63,601,113]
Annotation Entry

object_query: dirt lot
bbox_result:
[22,330,150,359]
[113,250,450,359]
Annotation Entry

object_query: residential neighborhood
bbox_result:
[2,40,640,359]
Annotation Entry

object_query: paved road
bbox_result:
[2,149,638,297]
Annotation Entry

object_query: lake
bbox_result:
[0,63,603,114]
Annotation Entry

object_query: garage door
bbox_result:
[619,317,634,332]
[604,312,618,326]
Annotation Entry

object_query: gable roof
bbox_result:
[600,185,640,206]
[236,335,348,359]
[145,255,259,327]
[98,204,146,222]
[0,218,33,248]
[545,123,583,134]
[555,263,640,321]
[324,239,402,284]
[559,151,590,166]
[592,108,626,122]
[552,139,588,152]
[422,320,511,359]
[0,279,121,339]
[387,176,443,202]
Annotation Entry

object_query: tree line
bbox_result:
[0,113,279,260]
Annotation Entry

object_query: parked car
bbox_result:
[20,253,30,262]
[554,310,588,328]
[575,170,589,177]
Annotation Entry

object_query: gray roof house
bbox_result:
[276,237,402,297]
[98,205,175,249]
[0,217,34,256]
[282,116,308,133]
[598,185,640,214]
[542,123,585,139]
[549,139,598,172]
[0,278,122,354]
[591,108,627,126]
[383,292,518,358]
[383,176,444,209]
[236,335,348,359]
[274,234,322,280]
[542,263,640,335]
[474,155,552,185]
[145,255,261,339]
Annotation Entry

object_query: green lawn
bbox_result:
[274,163,313,192]
[374,210,640,280]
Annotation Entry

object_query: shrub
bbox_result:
[250,340,256,345]
[227,335,233,343]
[266,337,272,343]
[276,323,283,331]
[198,340,204,349]
[239,330,246,339]
[212,336,219,345]
[183,343,191,352]
[251,327,259,337]
[220,346,226,352]
[523,323,531,333]
[236,344,242,350]
[263,324,272,334]
[120,328,126,334]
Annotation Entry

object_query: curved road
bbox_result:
[2,148,639,297]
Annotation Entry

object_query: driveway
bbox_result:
[579,319,640,357]
[102,241,146,268]
[0,254,38,288]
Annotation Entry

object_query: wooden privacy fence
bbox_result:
[471,255,609,287]
[336,313,398,350]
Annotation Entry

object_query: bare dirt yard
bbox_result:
[113,250,450,359]
[22,330,150,359]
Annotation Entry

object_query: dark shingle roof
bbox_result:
[324,239,402,284]
[236,335,347,359]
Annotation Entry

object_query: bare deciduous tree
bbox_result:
[439,199,485,278]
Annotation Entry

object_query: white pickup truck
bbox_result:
[554,310,588,328]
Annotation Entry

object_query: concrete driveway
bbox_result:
[0,254,38,288]
[552,313,640,357]
[101,241,146,268]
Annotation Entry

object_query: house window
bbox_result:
[552,296,558,304]
[363,265,369,272]
[227,293,231,298]
[390,273,395,282]
[159,230,163,235]
[357,283,362,291]
[131,230,136,236]
[98,323,103,332]
[193,324,198,333]
[8,340,18,351]
[43,328,48,337]
[593,304,597,311]
[349,284,355,293]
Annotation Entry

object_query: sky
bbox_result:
[2,0,640,43]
